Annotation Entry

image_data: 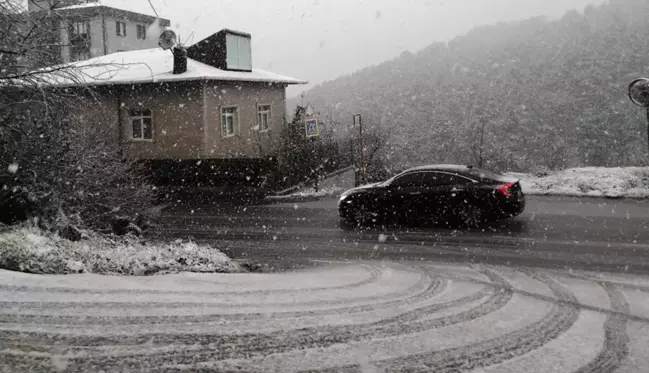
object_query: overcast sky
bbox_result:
[109,0,607,96]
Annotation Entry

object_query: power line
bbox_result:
[147,0,160,18]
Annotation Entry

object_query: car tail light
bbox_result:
[497,183,514,198]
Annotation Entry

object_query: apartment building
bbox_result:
[27,0,170,63]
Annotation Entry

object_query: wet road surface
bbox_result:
[156,196,649,273]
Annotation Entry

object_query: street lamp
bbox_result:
[628,78,649,153]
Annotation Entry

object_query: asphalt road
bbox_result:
[157,195,649,274]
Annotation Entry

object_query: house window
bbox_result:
[257,104,271,131]
[136,24,146,40]
[70,21,89,39]
[116,21,127,37]
[130,109,153,140]
[221,107,238,138]
[71,49,90,61]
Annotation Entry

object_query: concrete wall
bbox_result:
[59,20,71,63]
[49,8,166,63]
[89,17,105,57]
[103,17,166,55]
[118,82,205,160]
[203,81,287,158]
[68,81,288,161]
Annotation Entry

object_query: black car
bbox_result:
[338,165,525,226]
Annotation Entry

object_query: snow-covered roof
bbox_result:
[56,0,164,19]
[37,48,307,87]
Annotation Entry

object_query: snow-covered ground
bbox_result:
[0,227,239,275]
[1,261,646,372]
[509,167,649,198]
[268,186,344,200]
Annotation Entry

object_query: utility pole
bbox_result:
[353,114,364,185]
[646,108,649,155]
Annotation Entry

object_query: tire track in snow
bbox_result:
[0,267,442,333]
[0,264,385,296]
[306,269,579,373]
[574,282,630,373]
[2,272,498,371]
[1,264,646,373]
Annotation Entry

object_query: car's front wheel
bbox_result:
[457,203,485,228]
[344,203,379,226]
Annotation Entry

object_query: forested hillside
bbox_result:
[298,0,649,172]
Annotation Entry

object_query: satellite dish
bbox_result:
[158,30,177,50]
[629,78,649,108]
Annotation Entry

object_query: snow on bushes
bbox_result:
[509,167,649,198]
[0,227,240,275]
[269,186,344,201]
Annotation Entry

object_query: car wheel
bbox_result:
[348,204,378,226]
[458,203,484,228]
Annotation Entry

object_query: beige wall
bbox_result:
[59,15,166,63]
[203,81,287,159]
[59,20,71,63]
[119,83,205,160]
[103,17,165,55]
[89,17,104,58]
[70,81,288,160]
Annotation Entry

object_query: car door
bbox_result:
[385,172,425,221]
[419,172,447,217]
[429,172,476,216]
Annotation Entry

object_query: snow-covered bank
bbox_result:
[267,186,344,201]
[508,167,649,198]
[0,227,239,275]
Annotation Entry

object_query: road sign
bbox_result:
[353,114,362,127]
[305,115,319,138]
[628,78,649,155]
[629,78,649,107]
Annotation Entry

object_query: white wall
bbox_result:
[59,16,166,63]
[104,17,166,55]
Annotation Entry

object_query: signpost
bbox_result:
[304,107,320,191]
[628,78,649,154]
[305,115,320,138]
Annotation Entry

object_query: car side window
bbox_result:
[422,172,473,187]
[391,172,424,188]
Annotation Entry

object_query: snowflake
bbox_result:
[7,163,19,174]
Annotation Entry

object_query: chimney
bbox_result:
[187,29,252,72]
[172,47,187,75]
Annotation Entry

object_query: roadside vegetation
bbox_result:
[0,0,237,275]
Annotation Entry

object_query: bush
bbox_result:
[0,91,155,230]
[0,227,240,275]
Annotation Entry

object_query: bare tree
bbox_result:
[0,0,154,232]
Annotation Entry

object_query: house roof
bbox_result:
[55,1,171,26]
[34,48,308,87]
[57,1,159,18]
